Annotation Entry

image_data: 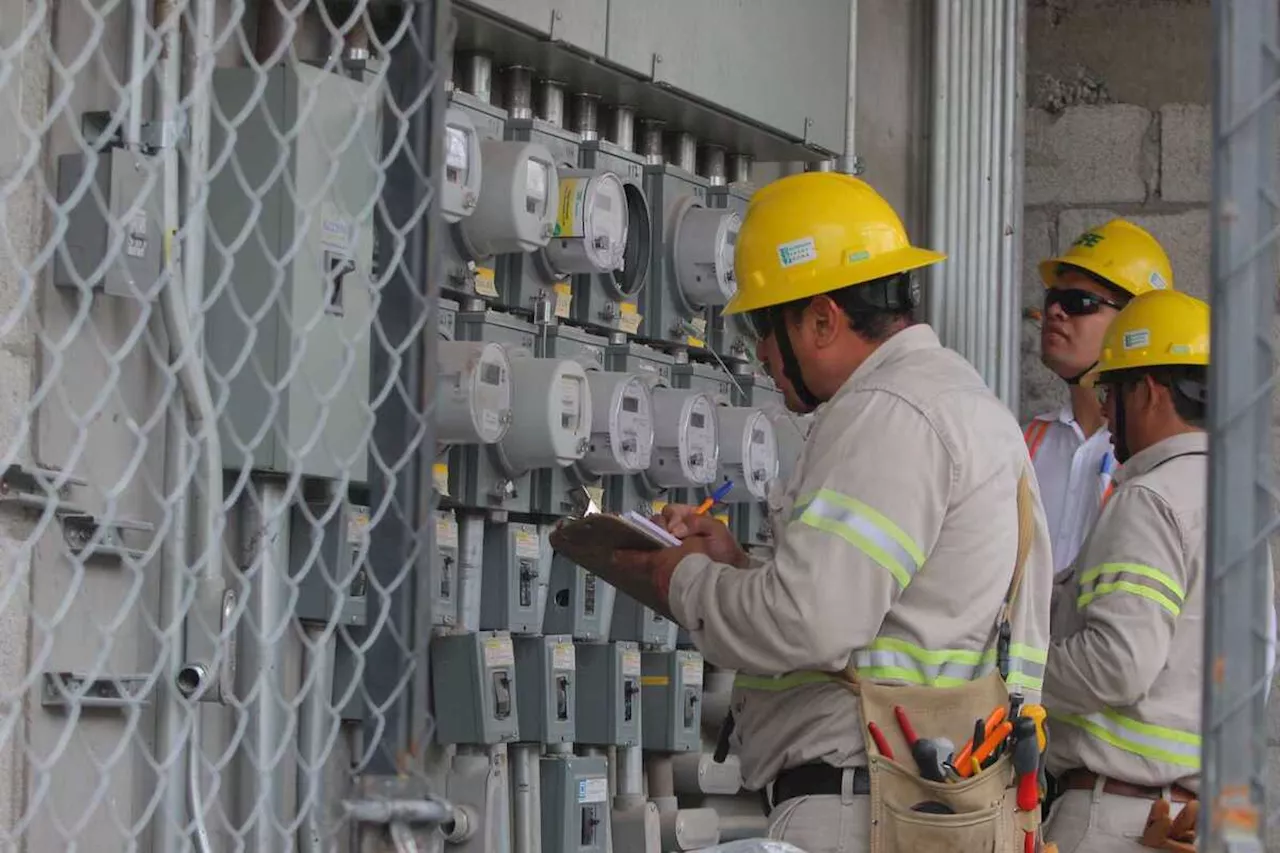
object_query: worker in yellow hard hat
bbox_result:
[1041,290,1225,852]
[611,172,1053,852]
[1025,219,1174,580]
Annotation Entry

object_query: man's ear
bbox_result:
[809,295,843,347]
[1140,374,1167,415]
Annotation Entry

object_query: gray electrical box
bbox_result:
[707,183,756,362]
[542,556,616,641]
[205,63,376,481]
[531,325,608,517]
[540,754,609,853]
[439,297,460,341]
[444,91,508,303]
[514,634,576,744]
[642,650,704,753]
[575,641,642,747]
[433,509,459,630]
[498,118,581,314]
[53,146,163,298]
[289,499,368,627]
[574,140,653,336]
[480,521,551,634]
[431,631,520,745]
[449,308,538,512]
[611,596,679,651]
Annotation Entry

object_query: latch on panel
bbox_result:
[0,464,87,514]
[60,513,155,562]
[41,672,151,710]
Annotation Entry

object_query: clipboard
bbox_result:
[547,513,682,620]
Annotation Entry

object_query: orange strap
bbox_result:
[1023,420,1050,460]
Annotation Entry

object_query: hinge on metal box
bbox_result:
[0,464,87,514]
[345,776,454,853]
[41,672,151,710]
[60,513,155,563]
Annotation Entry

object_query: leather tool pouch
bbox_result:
[859,674,1034,853]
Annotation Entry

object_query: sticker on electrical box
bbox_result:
[777,236,817,269]
[552,641,575,672]
[681,656,704,687]
[321,201,355,251]
[347,505,371,545]
[483,636,515,668]
[555,178,588,238]
[433,462,450,496]
[126,213,148,259]
[554,282,573,319]
[436,513,459,548]
[621,649,641,677]
[1123,329,1151,350]
[578,777,608,804]
[514,526,541,559]
[475,266,499,298]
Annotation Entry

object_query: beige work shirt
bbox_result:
[1044,431,1208,789]
[668,324,1054,790]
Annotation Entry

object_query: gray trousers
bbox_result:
[765,768,871,853]
[1044,776,1192,853]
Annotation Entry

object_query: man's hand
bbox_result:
[655,504,750,568]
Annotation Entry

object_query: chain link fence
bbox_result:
[0,0,450,847]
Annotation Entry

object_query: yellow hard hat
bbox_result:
[1096,289,1209,377]
[724,172,946,316]
[1039,218,1173,297]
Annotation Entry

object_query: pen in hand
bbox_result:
[694,480,734,516]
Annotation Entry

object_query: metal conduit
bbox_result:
[927,0,1025,412]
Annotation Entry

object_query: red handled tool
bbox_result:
[892,706,951,782]
[867,721,895,760]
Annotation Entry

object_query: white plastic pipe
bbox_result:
[837,0,859,175]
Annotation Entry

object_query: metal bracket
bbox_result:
[345,776,454,853]
[60,513,155,562]
[80,110,187,154]
[41,672,151,710]
[0,464,87,514]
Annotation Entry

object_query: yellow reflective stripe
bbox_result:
[1005,670,1044,692]
[1010,643,1049,665]
[793,489,924,589]
[855,638,1047,688]
[1051,708,1200,769]
[733,671,840,691]
[1079,562,1186,600]
[1078,581,1182,617]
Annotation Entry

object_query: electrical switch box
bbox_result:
[289,499,367,627]
[480,521,551,634]
[431,631,520,745]
[439,297,459,342]
[54,146,163,299]
[575,641,642,747]
[642,650,704,753]
[205,63,376,481]
[542,555,616,641]
[641,165,741,349]
[574,139,653,336]
[707,182,756,362]
[540,754,609,853]
[514,634,576,744]
[611,596,679,651]
[433,510,459,629]
[443,90,508,303]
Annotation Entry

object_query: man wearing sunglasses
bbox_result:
[611,172,1052,852]
[1027,219,1173,581]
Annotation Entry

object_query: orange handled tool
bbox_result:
[964,720,1013,776]
[955,706,1008,772]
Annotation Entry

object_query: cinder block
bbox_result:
[1056,208,1210,298]
[1025,106,1153,206]
[1160,104,1211,204]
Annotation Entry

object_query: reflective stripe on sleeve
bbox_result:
[1051,708,1200,769]
[792,489,925,589]
[1076,562,1185,617]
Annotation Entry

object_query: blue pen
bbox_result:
[695,480,735,516]
[1099,452,1115,499]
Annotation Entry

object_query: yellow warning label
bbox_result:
[640,675,670,687]
[554,282,573,319]
[688,337,706,348]
[619,302,641,335]
[474,266,498,298]
[432,462,449,496]
[555,178,588,239]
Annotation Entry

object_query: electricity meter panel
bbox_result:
[435,340,514,447]
[514,634,577,744]
[431,631,520,745]
[433,510,459,629]
[498,118,582,314]
[453,138,558,305]
[612,594,679,651]
[641,650,704,753]
[540,754,609,853]
[716,407,780,503]
[646,389,720,490]
[602,341,676,517]
[575,140,653,336]
[543,555,617,641]
[581,372,655,477]
[480,522,552,635]
[575,640,642,747]
[449,309,537,512]
[492,355,592,478]
[669,360,733,506]
[708,183,756,362]
[443,92,507,301]
[530,325,609,516]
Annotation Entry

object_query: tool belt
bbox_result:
[762,763,871,813]
[1060,769,1196,804]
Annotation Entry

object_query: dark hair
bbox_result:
[1103,365,1208,428]
[776,272,917,344]
[1055,262,1133,305]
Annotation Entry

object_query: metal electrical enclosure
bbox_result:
[575,140,652,336]
[574,641,642,747]
[288,500,367,627]
[433,510,460,629]
[204,63,376,481]
[514,634,576,744]
[444,92,508,302]
[480,521,551,634]
[542,557,616,641]
[540,754,610,853]
[641,650,704,753]
[431,631,520,745]
[531,324,608,516]
[708,183,756,362]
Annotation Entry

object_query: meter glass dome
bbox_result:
[435,341,513,445]
[581,372,654,475]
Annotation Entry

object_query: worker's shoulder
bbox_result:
[1123,455,1207,520]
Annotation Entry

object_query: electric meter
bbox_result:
[545,170,629,276]
[494,354,593,473]
[715,407,779,502]
[442,107,482,224]
[674,206,741,308]
[459,140,558,257]
[579,372,654,476]
[647,390,719,488]
[436,341,513,445]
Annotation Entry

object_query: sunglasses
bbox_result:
[1044,288,1123,317]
